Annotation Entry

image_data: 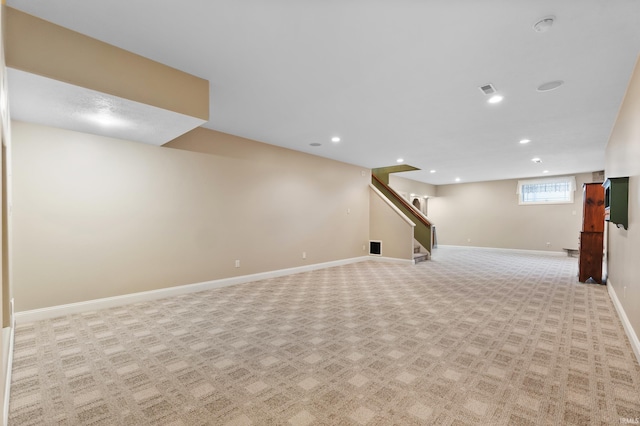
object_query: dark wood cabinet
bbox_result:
[579,183,605,283]
[579,232,603,283]
[582,183,605,232]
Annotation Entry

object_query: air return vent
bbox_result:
[369,241,382,256]
[479,84,496,95]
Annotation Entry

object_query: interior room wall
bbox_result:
[605,55,640,351]
[388,175,436,216]
[0,4,10,418]
[369,187,414,261]
[11,121,370,312]
[428,172,595,251]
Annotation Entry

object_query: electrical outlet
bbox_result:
[363,244,366,251]
[235,260,240,268]
[302,252,306,259]
[624,286,627,298]
[347,208,351,214]
[546,242,551,248]
[467,238,471,243]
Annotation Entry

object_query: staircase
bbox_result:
[371,173,433,259]
[413,245,429,264]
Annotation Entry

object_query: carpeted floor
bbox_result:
[8,247,640,425]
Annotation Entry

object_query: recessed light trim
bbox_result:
[543,170,550,174]
[430,170,436,173]
[537,80,564,92]
[532,157,542,163]
[331,136,341,143]
[488,95,503,104]
[396,158,404,163]
[310,142,322,147]
[519,139,531,144]
[455,177,461,182]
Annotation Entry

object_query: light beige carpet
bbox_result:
[8,247,640,425]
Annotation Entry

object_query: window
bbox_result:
[517,176,576,205]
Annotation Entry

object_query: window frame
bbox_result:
[516,176,576,206]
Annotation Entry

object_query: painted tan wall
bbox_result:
[4,7,208,120]
[428,173,595,251]
[388,175,437,199]
[369,187,414,260]
[12,121,370,311]
[605,55,640,343]
[388,175,436,216]
[0,4,9,414]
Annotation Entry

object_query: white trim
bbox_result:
[369,184,415,227]
[367,255,416,265]
[607,280,640,366]
[2,324,14,426]
[516,175,576,205]
[437,245,566,256]
[15,256,370,324]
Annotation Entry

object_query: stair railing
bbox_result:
[371,174,433,252]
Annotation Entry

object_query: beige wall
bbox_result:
[5,7,208,121]
[428,173,595,251]
[605,55,640,343]
[12,121,370,311]
[1,3,9,416]
[388,175,436,216]
[369,187,414,261]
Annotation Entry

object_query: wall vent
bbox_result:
[369,241,382,256]
[479,84,496,95]
[592,170,605,183]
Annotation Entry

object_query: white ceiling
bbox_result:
[6,0,640,185]
[8,69,206,146]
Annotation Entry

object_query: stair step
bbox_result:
[413,253,429,263]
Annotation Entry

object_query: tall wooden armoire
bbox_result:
[579,183,605,283]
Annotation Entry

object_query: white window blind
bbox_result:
[516,176,576,205]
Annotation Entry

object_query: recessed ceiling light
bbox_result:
[310,142,322,147]
[537,80,564,92]
[455,177,461,182]
[532,157,542,163]
[430,170,436,173]
[488,95,503,104]
[397,158,404,163]
[533,16,555,33]
[331,136,341,143]
[543,170,550,174]
[519,139,531,144]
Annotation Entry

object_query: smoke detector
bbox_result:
[533,16,555,32]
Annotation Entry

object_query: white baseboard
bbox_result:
[368,255,415,265]
[15,256,373,324]
[607,280,640,366]
[437,245,566,256]
[2,323,15,426]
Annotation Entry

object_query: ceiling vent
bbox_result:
[479,84,496,95]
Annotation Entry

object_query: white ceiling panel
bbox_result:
[6,0,640,184]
